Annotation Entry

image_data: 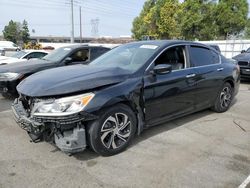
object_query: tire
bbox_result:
[87,104,137,156]
[1,92,14,100]
[211,82,233,113]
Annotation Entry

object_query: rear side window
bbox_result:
[25,52,47,59]
[91,48,109,60]
[190,46,220,67]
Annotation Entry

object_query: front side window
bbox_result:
[70,49,89,62]
[190,46,219,67]
[154,45,186,71]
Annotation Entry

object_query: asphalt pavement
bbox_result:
[0,83,249,188]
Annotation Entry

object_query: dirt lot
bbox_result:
[0,82,249,188]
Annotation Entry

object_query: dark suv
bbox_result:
[12,40,240,156]
[233,48,250,79]
[0,45,111,98]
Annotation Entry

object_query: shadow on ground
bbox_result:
[74,97,239,161]
[0,96,14,112]
[74,109,214,161]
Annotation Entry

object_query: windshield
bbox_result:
[11,51,27,59]
[246,48,250,53]
[42,47,72,61]
[91,43,159,73]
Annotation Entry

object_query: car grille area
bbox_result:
[238,61,249,66]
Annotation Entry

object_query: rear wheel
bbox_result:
[211,82,233,113]
[87,104,137,156]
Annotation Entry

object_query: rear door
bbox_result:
[144,45,198,125]
[188,45,224,109]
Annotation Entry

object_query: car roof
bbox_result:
[128,40,211,48]
[60,44,112,50]
[23,50,48,53]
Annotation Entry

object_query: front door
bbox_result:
[144,45,198,126]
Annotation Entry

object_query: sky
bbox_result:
[0,0,146,38]
[0,0,250,38]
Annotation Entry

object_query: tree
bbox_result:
[21,20,30,43]
[2,20,19,43]
[131,0,249,41]
[132,0,157,40]
[2,20,30,44]
[157,0,182,39]
[244,19,250,39]
[180,0,218,40]
[216,0,248,39]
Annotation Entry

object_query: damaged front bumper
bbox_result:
[12,98,97,153]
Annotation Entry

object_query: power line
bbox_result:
[1,0,138,17]
[1,3,136,19]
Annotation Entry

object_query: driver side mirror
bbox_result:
[64,57,73,64]
[151,64,172,75]
[241,50,246,53]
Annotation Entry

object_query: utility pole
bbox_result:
[70,0,74,43]
[79,6,82,43]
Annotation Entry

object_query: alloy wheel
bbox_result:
[100,113,131,150]
[220,86,232,108]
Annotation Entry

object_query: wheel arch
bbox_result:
[95,97,144,135]
[223,77,235,90]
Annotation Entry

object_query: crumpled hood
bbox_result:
[0,59,55,73]
[17,65,130,97]
[233,53,250,61]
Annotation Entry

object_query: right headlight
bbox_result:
[33,93,95,116]
[0,72,22,81]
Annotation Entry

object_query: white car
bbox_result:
[0,41,20,51]
[0,50,49,65]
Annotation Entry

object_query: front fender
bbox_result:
[84,77,145,134]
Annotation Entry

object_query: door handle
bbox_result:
[186,73,196,78]
[217,68,224,71]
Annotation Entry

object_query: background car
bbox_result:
[0,47,5,56]
[12,40,240,156]
[0,50,49,65]
[0,41,20,51]
[208,44,221,53]
[232,47,250,79]
[0,44,111,98]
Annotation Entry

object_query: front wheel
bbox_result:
[87,104,137,156]
[211,82,233,113]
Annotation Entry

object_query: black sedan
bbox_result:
[0,45,111,98]
[233,48,250,79]
[12,40,240,156]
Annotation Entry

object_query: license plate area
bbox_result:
[242,69,250,75]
